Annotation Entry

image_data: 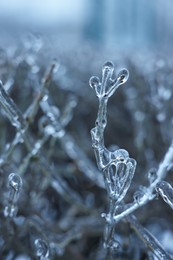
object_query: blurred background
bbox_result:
[0,0,172,51]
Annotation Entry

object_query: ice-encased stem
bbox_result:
[90,61,135,253]
[0,81,25,129]
[156,181,173,210]
[91,96,110,171]
[0,63,56,165]
[128,215,173,260]
[4,173,23,218]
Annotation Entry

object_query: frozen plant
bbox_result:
[90,61,136,255]
[1,39,173,259]
[90,61,173,259]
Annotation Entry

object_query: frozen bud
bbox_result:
[102,61,114,77]
[89,76,100,89]
[89,76,101,97]
[116,69,129,85]
[112,149,129,161]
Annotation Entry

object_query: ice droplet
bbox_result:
[35,239,49,259]
[147,168,157,184]
[117,69,129,85]
[112,149,129,161]
[102,61,114,75]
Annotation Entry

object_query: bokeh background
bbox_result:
[0,0,172,50]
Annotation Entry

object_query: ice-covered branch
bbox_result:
[90,61,135,252]
[113,141,173,223]
[156,181,173,210]
[0,81,25,130]
[128,215,173,260]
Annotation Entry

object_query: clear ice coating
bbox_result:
[90,62,136,204]
[89,76,101,89]
[116,69,129,85]
[89,76,101,97]
[0,81,24,129]
[102,61,114,95]
[89,61,129,99]
[4,173,23,218]
[128,215,173,260]
[104,149,136,203]
[156,181,173,210]
[34,239,49,260]
[90,61,137,252]
[111,149,129,160]
[102,61,114,73]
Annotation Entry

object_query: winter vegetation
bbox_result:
[0,27,173,259]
